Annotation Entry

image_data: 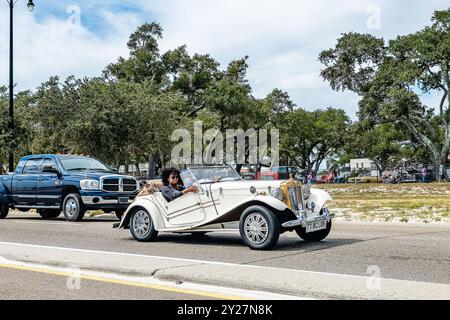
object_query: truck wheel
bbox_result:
[239,205,280,250]
[63,193,86,222]
[295,220,332,242]
[130,208,158,242]
[0,203,9,219]
[38,209,61,219]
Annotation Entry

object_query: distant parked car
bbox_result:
[334,172,351,184]
[347,170,380,183]
[316,172,335,184]
[256,166,301,181]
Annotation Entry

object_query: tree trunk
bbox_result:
[124,159,129,175]
[148,154,156,179]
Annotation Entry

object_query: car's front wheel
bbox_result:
[38,209,61,219]
[130,208,158,242]
[239,205,280,250]
[295,220,332,241]
[0,203,9,219]
[62,193,86,222]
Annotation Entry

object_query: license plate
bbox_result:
[118,197,129,204]
[306,219,327,233]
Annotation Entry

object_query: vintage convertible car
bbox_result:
[116,166,334,250]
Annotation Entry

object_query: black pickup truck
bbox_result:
[0,154,139,221]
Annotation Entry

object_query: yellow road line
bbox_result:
[0,263,250,300]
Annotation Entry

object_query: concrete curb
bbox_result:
[1,242,449,300]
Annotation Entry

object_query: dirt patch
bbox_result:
[313,183,450,224]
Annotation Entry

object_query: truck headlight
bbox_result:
[80,180,100,190]
[270,187,284,201]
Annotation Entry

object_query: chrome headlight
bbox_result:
[270,187,284,201]
[80,179,100,190]
[302,184,310,199]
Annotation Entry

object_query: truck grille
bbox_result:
[101,177,138,193]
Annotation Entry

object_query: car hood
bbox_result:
[63,171,135,180]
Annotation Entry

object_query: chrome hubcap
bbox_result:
[65,199,77,216]
[133,210,151,237]
[244,213,269,244]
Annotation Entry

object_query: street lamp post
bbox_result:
[6,0,34,172]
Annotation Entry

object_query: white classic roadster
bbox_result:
[116,166,334,250]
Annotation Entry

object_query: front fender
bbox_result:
[119,196,164,230]
[308,188,332,212]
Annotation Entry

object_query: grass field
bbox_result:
[314,183,450,224]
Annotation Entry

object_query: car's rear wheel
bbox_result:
[38,209,61,219]
[295,220,332,241]
[130,208,158,242]
[0,203,9,219]
[63,193,86,222]
[239,205,280,250]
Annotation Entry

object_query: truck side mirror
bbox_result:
[43,165,60,176]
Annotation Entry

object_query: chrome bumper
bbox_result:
[82,196,134,205]
[282,207,334,228]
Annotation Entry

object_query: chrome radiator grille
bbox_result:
[288,186,303,212]
[101,176,138,193]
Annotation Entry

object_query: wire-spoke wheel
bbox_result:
[130,208,158,242]
[244,213,269,245]
[239,205,280,250]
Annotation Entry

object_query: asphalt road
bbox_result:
[0,211,449,299]
[0,267,208,300]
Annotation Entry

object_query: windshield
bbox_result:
[58,156,112,172]
[188,166,242,184]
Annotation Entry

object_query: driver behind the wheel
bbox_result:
[161,167,199,202]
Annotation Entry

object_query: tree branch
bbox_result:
[404,118,440,161]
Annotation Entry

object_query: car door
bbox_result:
[36,158,62,207]
[12,158,42,206]
[165,192,206,227]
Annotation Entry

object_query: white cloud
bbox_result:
[139,0,449,117]
[0,6,139,91]
[1,0,448,119]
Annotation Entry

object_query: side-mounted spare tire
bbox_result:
[0,203,9,219]
[239,205,280,250]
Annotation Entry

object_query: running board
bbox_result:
[14,205,60,210]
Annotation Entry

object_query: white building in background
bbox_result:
[350,158,379,176]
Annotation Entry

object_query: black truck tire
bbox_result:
[62,193,86,222]
[0,203,9,219]
[38,209,61,219]
[115,210,125,220]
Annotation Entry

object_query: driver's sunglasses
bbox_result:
[170,175,179,180]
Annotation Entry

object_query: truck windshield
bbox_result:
[58,157,111,172]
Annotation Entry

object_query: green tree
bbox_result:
[320,9,450,176]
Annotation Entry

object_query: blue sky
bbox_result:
[1,0,449,119]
